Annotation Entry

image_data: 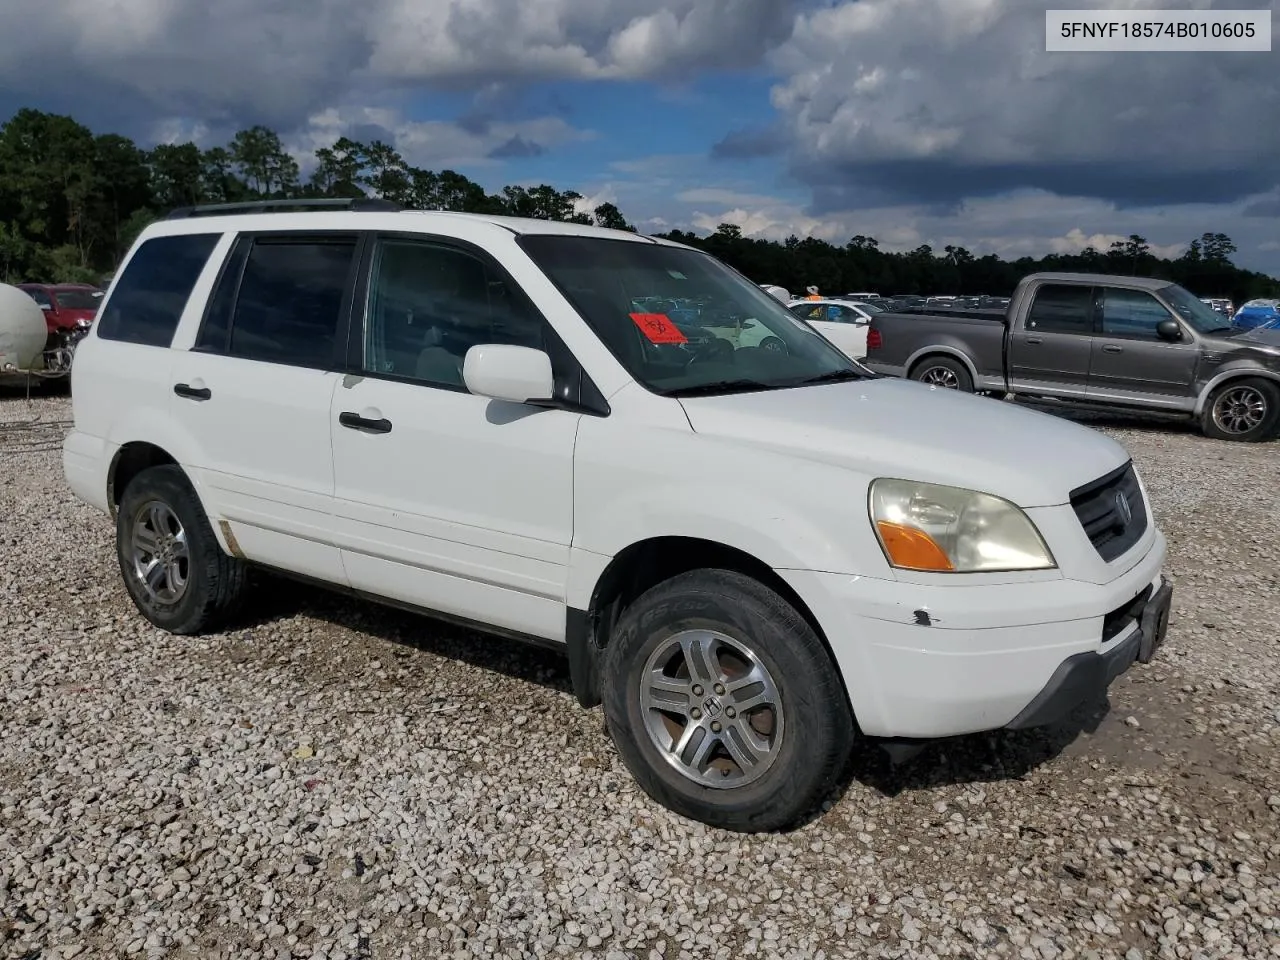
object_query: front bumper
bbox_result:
[782,529,1168,739]
[1006,576,1172,729]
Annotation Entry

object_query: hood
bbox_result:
[1235,327,1280,351]
[48,308,96,330]
[678,378,1130,508]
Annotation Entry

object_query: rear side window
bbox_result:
[1025,284,1095,335]
[96,233,220,347]
[223,236,358,368]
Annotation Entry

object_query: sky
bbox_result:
[2,0,1278,273]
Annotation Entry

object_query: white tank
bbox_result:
[0,283,48,373]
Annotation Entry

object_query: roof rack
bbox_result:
[165,197,403,220]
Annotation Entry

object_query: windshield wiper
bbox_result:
[663,378,776,398]
[787,368,865,386]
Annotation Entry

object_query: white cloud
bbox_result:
[0,0,796,130]
[767,0,1280,208]
[284,106,593,172]
[662,186,1277,270]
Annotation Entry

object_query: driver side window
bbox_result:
[1101,288,1175,339]
[363,239,553,390]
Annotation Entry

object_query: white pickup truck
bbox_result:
[63,199,1171,832]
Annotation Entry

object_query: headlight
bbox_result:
[869,478,1056,573]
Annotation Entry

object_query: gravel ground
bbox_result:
[1,391,1277,960]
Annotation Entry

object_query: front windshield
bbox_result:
[1160,283,1233,333]
[517,235,860,396]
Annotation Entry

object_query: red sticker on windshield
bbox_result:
[630,312,687,344]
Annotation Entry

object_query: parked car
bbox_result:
[17,282,103,370]
[787,298,878,358]
[64,200,1172,832]
[863,272,1280,442]
[1199,297,1234,317]
[1231,299,1280,330]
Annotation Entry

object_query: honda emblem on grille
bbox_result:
[1114,491,1132,529]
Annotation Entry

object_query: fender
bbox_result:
[105,412,236,557]
[904,344,982,385]
[1193,365,1280,416]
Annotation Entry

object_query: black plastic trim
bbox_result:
[247,562,568,653]
[1006,630,1140,730]
[167,198,401,219]
[565,606,602,708]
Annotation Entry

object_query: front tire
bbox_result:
[1200,378,1280,442]
[116,464,249,634]
[601,569,854,832]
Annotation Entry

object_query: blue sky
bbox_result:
[2,0,1279,273]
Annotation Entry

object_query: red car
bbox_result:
[17,283,103,364]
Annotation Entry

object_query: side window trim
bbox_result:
[349,230,609,416]
[193,235,252,354]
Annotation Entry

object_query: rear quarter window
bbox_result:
[96,233,221,347]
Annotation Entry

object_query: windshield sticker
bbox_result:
[666,270,688,280]
[630,312,688,344]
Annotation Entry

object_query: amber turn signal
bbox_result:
[875,521,955,572]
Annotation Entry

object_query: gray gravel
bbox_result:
[2,392,1278,960]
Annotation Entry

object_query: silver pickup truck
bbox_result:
[862,272,1280,442]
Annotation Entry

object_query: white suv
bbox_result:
[63,199,1172,832]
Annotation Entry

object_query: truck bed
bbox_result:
[862,309,1008,391]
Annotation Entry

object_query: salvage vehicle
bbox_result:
[17,282,101,372]
[64,200,1172,832]
[1231,298,1280,330]
[863,272,1280,443]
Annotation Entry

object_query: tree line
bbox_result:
[2,107,1276,305]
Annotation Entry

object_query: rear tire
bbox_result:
[1199,377,1280,442]
[910,355,974,392]
[601,569,854,832]
[116,464,248,634]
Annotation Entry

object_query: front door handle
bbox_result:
[174,382,211,401]
[339,411,393,434]
[1102,344,1123,354]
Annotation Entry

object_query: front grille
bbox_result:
[1070,461,1148,562]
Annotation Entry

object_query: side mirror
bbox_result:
[463,344,554,404]
[1156,319,1182,342]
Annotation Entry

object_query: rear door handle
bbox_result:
[1025,337,1043,345]
[339,411,393,434]
[1102,344,1123,354]
[173,383,211,401]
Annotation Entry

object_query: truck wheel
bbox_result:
[910,356,973,392]
[1200,377,1280,442]
[601,569,854,833]
[116,464,249,634]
